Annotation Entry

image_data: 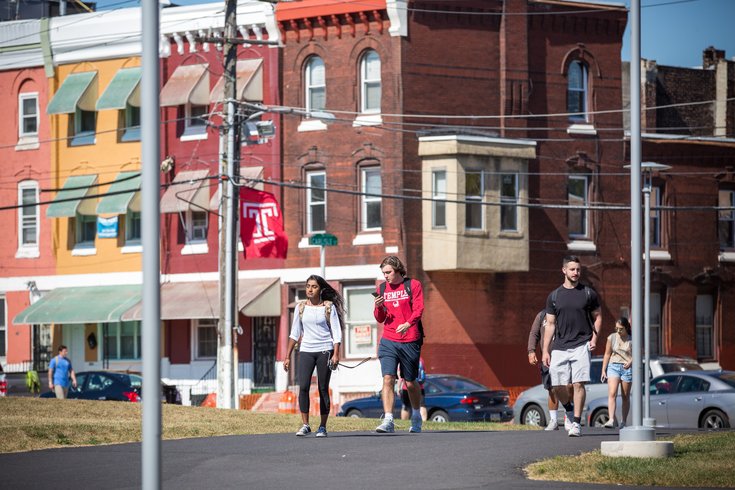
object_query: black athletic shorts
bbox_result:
[540,364,552,391]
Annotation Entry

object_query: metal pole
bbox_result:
[217,0,237,409]
[620,0,654,442]
[643,178,654,426]
[320,245,326,278]
[141,0,161,486]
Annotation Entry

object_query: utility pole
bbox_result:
[217,0,238,409]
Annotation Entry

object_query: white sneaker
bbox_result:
[603,418,616,429]
[544,419,559,431]
[564,415,573,432]
[295,424,311,437]
[568,422,581,437]
[375,418,395,433]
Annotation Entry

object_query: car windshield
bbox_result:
[660,362,702,373]
[432,376,488,392]
[715,373,735,389]
[128,374,143,388]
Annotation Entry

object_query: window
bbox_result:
[72,108,96,145]
[361,168,381,231]
[121,104,141,142]
[343,286,378,357]
[126,210,141,244]
[568,175,589,238]
[651,185,663,248]
[18,182,39,250]
[305,56,326,113]
[185,210,208,243]
[76,214,97,247]
[0,297,5,358]
[432,170,447,228]
[184,104,207,137]
[195,319,217,358]
[104,322,141,360]
[567,60,588,121]
[676,375,710,394]
[650,292,662,356]
[360,50,381,113]
[500,173,518,232]
[719,189,735,249]
[306,171,326,233]
[695,294,714,360]
[19,93,39,138]
[465,171,487,230]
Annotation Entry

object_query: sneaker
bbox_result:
[618,422,626,430]
[544,419,559,431]
[295,424,311,437]
[375,418,395,433]
[603,418,617,429]
[409,413,422,433]
[315,426,328,437]
[564,415,573,432]
[568,422,581,437]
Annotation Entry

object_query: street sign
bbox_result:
[309,233,338,247]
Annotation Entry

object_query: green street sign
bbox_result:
[309,233,338,247]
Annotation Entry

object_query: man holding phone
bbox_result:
[373,256,425,434]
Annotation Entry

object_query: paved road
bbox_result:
[1,427,695,489]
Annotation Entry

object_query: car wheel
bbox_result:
[591,408,610,427]
[700,409,730,429]
[430,410,449,423]
[521,404,546,426]
[346,409,363,418]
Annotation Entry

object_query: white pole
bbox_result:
[643,179,654,426]
[320,245,326,278]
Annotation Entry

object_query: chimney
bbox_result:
[703,46,725,69]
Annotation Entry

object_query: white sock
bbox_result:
[384,413,394,421]
[549,411,558,423]
[412,408,421,419]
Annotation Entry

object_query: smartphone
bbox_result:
[371,292,380,297]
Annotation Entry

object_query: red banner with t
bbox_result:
[239,187,288,259]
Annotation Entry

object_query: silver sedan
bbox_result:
[586,370,735,429]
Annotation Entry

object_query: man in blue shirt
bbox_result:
[48,345,78,399]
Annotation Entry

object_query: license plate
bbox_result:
[490,413,501,421]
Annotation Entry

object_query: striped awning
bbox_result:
[160,64,209,107]
[97,67,142,110]
[47,71,98,114]
[210,59,263,103]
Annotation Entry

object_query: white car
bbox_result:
[513,356,702,426]
[0,364,6,397]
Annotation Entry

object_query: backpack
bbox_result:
[298,300,333,329]
[380,277,425,344]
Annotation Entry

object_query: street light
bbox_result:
[625,161,671,427]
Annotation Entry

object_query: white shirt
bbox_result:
[289,303,342,353]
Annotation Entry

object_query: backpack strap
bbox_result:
[298,299,332,330]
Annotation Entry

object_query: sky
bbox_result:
[94,0,735,68]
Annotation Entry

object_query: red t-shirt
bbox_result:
[373,279,424,343]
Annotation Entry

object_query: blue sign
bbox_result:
[97,216,119,238]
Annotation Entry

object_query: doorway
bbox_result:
[32,324,52,371]
[62,325,85,372]
[252,317,277,389]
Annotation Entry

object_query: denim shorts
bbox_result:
[607,362,632,382]
[378,338,421,381]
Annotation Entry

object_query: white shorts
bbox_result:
[549,342,591,386]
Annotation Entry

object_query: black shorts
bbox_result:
[540,364,552,391]
[400,387,426,409]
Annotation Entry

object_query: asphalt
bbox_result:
[0,426,699,490]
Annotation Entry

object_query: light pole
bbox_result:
[641,162,670,426]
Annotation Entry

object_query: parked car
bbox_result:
[513,355,702,426]
[586,370,735,429]
[40,371,180,403]
[337,374,513,423]
[0,364,6,397]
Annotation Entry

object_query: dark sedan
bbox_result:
[337,374,513,423]
[40,371,180,403]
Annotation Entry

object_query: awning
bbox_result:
[96,67,142,110]
[120,277,281,321]
[46,174,98,218]
[210,59,263,103]
[47,71,98,114]
[96,172,142,215]
[14,285,141,325]
[160,170,210,214]
[160,64,209,107]
[209,166,264,211]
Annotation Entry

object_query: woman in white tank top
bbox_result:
[600,317,632,429]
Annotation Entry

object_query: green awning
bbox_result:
[47,71,97,114]
[14,285,141,325]
[96,67,142,110]
[96,172,142,215]
[46,174,98,218]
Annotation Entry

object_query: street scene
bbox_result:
[1,0,734,487]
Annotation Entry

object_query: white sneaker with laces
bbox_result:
[568,422,581,437]
[544,418,559,431]
[564,415,573,432]
[295,424,311,437]
[376,418,395,433]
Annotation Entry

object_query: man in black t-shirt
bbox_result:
[542,255,602,437]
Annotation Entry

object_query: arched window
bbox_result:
[360,50,381,113]
[567,60,588,121]
[305,56,326,113]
